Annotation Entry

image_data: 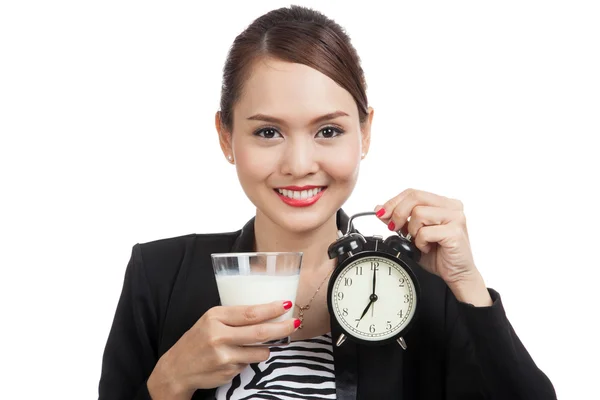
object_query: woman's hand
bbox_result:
[375,188,492,307]
[147,301,299,399]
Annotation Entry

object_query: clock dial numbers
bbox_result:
[332,256,417,342]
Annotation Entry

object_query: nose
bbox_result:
[279,136,319,177]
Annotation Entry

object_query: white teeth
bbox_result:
[277,187,323,199]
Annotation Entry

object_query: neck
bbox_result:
[253,209,339,271]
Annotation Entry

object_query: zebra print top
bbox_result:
[215,333,336,399]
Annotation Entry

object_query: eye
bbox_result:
[254,127,282,139]
[316,126,345,139]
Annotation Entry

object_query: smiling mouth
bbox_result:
[273,186,327,207]
[276,187,324,199]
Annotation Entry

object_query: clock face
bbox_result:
[331,255,417,342]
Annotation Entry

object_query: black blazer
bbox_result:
[98,209,556,399]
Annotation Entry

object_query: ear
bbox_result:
[360,106,374,159]
[215,111,234,163]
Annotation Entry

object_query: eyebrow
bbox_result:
[246,110,350,125]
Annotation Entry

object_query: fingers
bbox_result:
[232,347,271,365]
[215,362,249,373]
[406,206,463,234]
[413,222,469,255]
[203,301,298,346]
[214,345,270,369]
[214,300,292,327]
[227,318,299,346]
[417,222,466,247]
[212,362,250,385]
[211,348,270,383]
[374,189,464,233]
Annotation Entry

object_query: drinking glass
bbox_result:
[211,251,302,346]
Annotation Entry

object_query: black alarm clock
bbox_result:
[326,211,422,349]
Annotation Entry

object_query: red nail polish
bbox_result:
[376,208,386,218]
[294,319,301,329]
[388,221,396,231]
[283,301,292,310]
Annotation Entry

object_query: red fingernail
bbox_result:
[294,319,301,329]
[376,208,386,218]
[283,301,292,310]
[388,221,396,231]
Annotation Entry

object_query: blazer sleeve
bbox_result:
[445,288,557,399]
[98,244,157,400]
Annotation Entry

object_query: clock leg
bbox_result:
[397,336,407,350]
[336,333,347,347]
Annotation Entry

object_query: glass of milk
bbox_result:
[211,251,302,346]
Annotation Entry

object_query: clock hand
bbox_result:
[358,299,373,323]
[358,267,379,324]
[370,265,377,317]
[372,264,376,295]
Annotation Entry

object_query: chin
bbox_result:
[273,209,332,234]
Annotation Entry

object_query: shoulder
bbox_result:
[123,230,243,330]
[135,230,239,260]
[132,230,242,280]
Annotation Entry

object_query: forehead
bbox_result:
[236,57,358,122]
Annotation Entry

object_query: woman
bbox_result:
[98,5,556,400]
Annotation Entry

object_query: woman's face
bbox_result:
[217,57,373,233]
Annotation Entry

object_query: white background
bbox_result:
[1,1,598,398]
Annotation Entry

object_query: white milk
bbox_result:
[215,274,300,322]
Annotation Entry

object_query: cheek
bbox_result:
[326,156,360,182]
[322,142,361,181]
[322,156,360,183]
[234,146,274,182]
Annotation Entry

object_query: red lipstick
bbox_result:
[274,186,326,207]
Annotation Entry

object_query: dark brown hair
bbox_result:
[218,5,369,131]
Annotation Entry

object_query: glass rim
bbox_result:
[210,251,303,258]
